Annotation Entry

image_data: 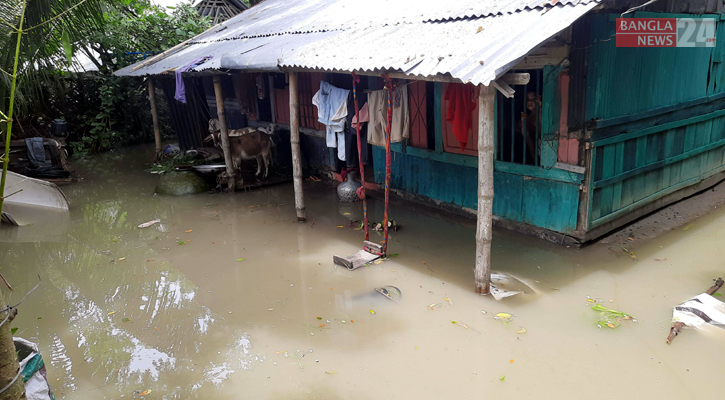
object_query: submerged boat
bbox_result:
[0,171,70,241]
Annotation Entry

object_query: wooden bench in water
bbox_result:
[333,241,384,270]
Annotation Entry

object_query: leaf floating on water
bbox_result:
[713,293,723,297]
[139,389,151,396]
[516,328,527,334]
[108,311,116,316]
[236,258,245,262]
[630,252,637,260]
[444,297,453,305]
[325,371,337,375]
[336,226,344,228]
[369,310,376,315]
[10,327,17,335]
[118,257,126,261]
[317,316,322,320]
[499,375,506,381]
[451,321,457,324]
[655,257,667,261]
[683,224,693,231]
[122,318,131,322]
[178,241,185,245]
[185,229,192,233]
[495,313,512,322]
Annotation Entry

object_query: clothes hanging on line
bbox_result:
[313,81,350,161]
[344,91,369,168]
[445,83,477,151]
[368,85,410,147]
[352,102,369,129]
[175,56,212,104]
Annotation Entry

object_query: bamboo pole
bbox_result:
[147,79,162,161]
[212,75,236,191]
[0,3,26,217]
[475,85,496,295]
[288,72,306,221]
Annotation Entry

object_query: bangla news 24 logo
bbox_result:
[616,18,716,47]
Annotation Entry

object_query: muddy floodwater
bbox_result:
[2,146,724,399]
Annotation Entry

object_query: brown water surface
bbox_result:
[1,146,724,399]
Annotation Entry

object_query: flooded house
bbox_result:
[116,0,725,292]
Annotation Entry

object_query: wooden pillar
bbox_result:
[212,75,236,191]
[288,72,306,221]
[148,79,162,161]
[475,84,496,295]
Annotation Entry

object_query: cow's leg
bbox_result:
[262,151,270,178]
[255,154,263,176]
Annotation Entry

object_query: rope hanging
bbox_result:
[351,72,369,241]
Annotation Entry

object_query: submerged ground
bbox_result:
[1,145,724,399]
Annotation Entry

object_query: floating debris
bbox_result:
[516,328,527,334]
[137,219,160,228]
[591,304,634,329]
[494,313,512,322]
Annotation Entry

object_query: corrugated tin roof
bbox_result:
[116,0,600,85]
[278,3,598,85]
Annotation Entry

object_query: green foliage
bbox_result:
[67,0,211,154]
[147,154,206,174]
[85,0,211,72]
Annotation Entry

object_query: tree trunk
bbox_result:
[212,74,236,191]
[288,72,306,221]
[148,79,162,161]
[0,293,24,400]
[475,85,496,295]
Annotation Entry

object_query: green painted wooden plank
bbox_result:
[680,124,699,182]
[592,109,725,147]
[521,178,580,234]
[494,161,584,183]
[633,136,648,203]
[592,136,725,189]
[434,82,443,154]
[404,146,477,168]
[660,128,676,192]
[598,145,616,217]
[540,65,564,168]
[493,172,523,221]
[591,162,725,228]
[699,119,714,175]
[587,146,598,225]
[611,142,625,211]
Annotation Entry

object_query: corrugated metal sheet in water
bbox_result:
[278,3,599,85]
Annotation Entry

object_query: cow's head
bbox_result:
[205,118,222,147]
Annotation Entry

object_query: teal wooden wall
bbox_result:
[585,13,725,229]
[371,82,583,235]
[585,12,721,120]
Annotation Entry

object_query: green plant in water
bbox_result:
[147,154,208,174]
[591,304,634,329]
